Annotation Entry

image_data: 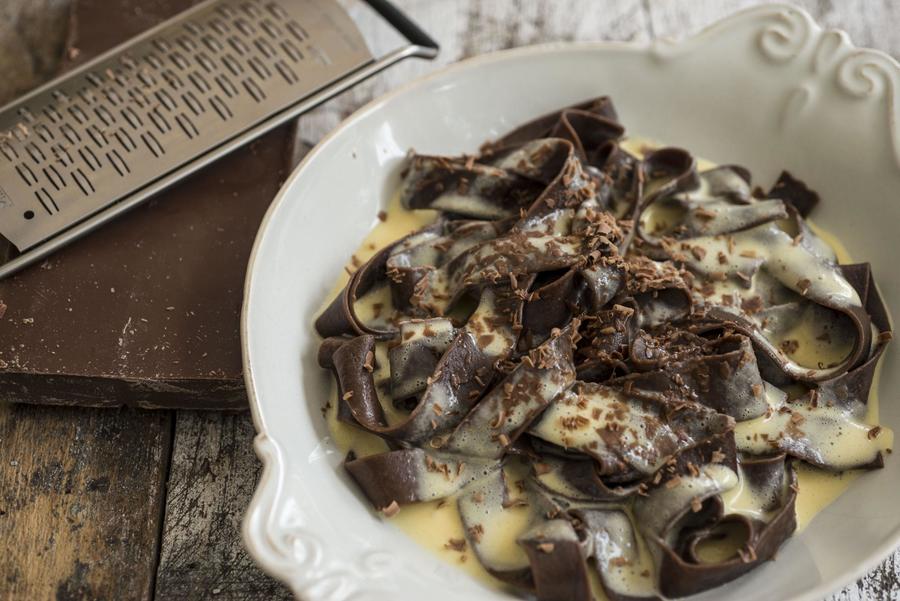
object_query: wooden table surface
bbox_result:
[1,0,898,599]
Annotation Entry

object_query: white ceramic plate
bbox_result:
[242,4,900,600]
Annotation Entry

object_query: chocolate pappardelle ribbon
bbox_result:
[315,97,892,599]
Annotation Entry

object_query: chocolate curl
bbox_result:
[654,457,798,598]
[488,96,621,150]
[315,222,443,339]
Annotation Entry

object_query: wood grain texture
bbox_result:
[155,412,290,600]
[0,403,172,600]
[0,2,176,601]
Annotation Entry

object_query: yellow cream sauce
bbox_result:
[319,138,891,597]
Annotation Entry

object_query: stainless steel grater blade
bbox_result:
[0,0,437,279]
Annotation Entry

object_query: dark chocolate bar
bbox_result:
[0,0,295,409]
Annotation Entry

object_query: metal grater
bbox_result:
[0,0,437,279]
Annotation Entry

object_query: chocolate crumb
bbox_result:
[444,538,467,552]
[381,500,400,517]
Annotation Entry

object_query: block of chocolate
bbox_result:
[0,0,294,409]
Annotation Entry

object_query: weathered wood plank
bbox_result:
[0,2,176,600]
[154,412,291,600]
[0,403,172,600]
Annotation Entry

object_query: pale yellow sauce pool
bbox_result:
[318,138,891,597]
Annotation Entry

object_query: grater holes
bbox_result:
[119,53,138,70]
[155,89,177,112]
[34,123,54,143]
[79,88,98,105]
[195,52,216,73]
[275,60,298,85]
[161,69,184,89]
[78,146,102,171]
[35,188,56,214]
[228,35,250,56]
[44,105,63,123]
[121,106,143,129]
[175,113,199,139]
[0,141,18,161]
[181,91,204,116]
[215,74,238,98]
[209,95,232,121]
[243,78,266,103]
[222,54,244,77]
[87,125,108,148]
[254,37,275,58]
[240,2,262,18]
[145,52,163,69]
[286,21,309,42]
[103,88,123,106]
[51,144,74,167]
[69,104,87,125]
[176,36,197,53]
[188,71,212,94]
[149,108,172,134]
[137,69,157,88]
[169,50,190,70]
[43,164,65,191]
[248,56,271,80]
[114,128,137,153]
[265,2,288,19]
[215,3,237,18]
[72,168,95,195]
[183,20,202,35]
[85,72,104,87]
[15,164,37,186]
[234,17,255,36]
[0,0,373,245]
[61,123,81,144]
[11,125,28,143]
[106,149,130,176]
[152,39,172,53]
[141,131,165,157]
[94,104,116,127]
[127,88,149,109]
[51,90,70,103]
[17,107,35,122]
[259,19,280,39]
[280,40,303,62]
[209,19,229,36]
[35,187,59,213]
[25,142,46,163]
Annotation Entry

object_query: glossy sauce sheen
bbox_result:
[320,138,891,596]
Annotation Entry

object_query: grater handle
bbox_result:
[366,0,439,52]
